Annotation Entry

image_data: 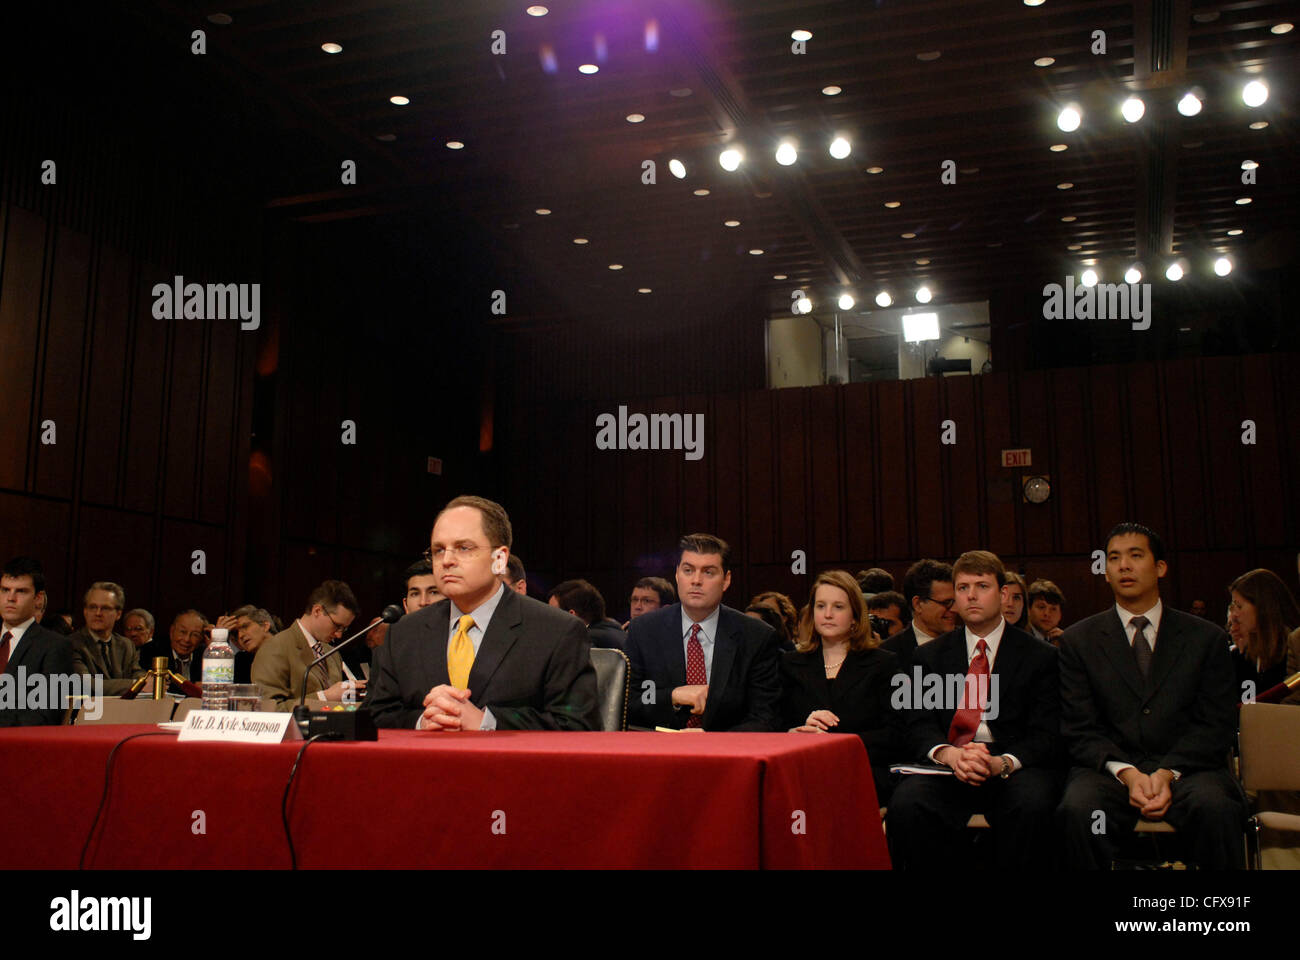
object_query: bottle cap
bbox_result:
[210,628,228,642]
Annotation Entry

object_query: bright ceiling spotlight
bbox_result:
[1080,268,1098,287]
[718,148,742,172]
[668,158,686,179]
[796,293,813,314]
[526,5,549,16]
[915,285,932,304]
[321,42,342,54]
[829,136,851,159]
[578,63,599,74]
[838,293,855,310]
[1165,262,1184,281]
[822,85,842,96]
[875,291,893,307]
[791,29,812,41]
[1242,80,1269,107]
[1241,160,1258,170]
[775,142,798,166]
[390,95,410,105]
[1121,96,1145,123]
[1177,92,1202,116]
[1214,257,1233,277]
[1124,266,1142,284]
[1057,105,1081,132]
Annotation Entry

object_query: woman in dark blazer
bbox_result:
[780,569,901,804]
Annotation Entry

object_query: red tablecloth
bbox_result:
[0,726,889,869]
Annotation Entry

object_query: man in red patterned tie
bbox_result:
[0,557,75,727]
[626,534,781,731]
[886,550,1062,869]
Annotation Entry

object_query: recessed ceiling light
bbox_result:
[390,95,410,105]
[321,42,342,54]
[1068,244,1082,251]
[1057,182,1074,190]
[579,64,599,75]
[573,238,588,244]
[207,13,233,24]
[829,137,851,159]
[724,219,740,227]
[719,148,743,171]
[1192,11,1219,22]
[668,159,686,179]
[1214,257,1232,277]
[1061,215,1077,222]
[1049,143,1068,152]
[773,274,788,280]
[884,201,901,208]
[916,51,942,61]
[1272,23,1294,35]
[901,232,916,239]
[1166,263,1184,281]
[626,113,645,123]
[1235,197,1252,205]
[866,166,884,174]
[749,248,765,255]
[775,142,797,165]
[1125,266,1143,284]
[670,87,692,97]
[822,85,842,96]
[608,264,623,270]
[375,133,396,142]
[915,286,933,304]
[1227,229,1243,236]
[637,287,652,293]
[1057,105,1082,131]
[1034,57,1055,67]
[960,167,979,175]
[1121,96,1146,123]
[1176,92,1202,116]
[1242,160,1258,170]
[915,258,930,265]
[1242,80,1269,107]
[535,208,551,215]
[693,188,710,196]
[526,5,549,16]
[1024,0,1045,6]
[791,29,812,42]
[875,291,893,307]
[1249,121,1269,130]
[446,140,464,149]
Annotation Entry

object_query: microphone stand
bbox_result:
[293,609,400,733]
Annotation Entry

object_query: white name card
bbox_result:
[177,710,302,743]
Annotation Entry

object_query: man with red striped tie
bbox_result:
[887,550,1062,869]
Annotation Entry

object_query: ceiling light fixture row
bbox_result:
[1075,257,1236,285]
[1055,78,1269,131]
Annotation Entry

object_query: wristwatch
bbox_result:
[999,756,1012,779]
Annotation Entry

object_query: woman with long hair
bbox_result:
[1227,568,1300,694]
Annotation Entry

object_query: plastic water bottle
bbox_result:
[202,628,234,710]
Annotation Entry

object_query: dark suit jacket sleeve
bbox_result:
[729,625,781,732]
[487,615,598,731]
[366,627,420,730]
[625,619,678,729]
[1155,630,1237,772]
[996,642,1059,769]
[1058,629,1128,770]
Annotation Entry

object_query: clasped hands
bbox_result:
[791,709,839,733]
[671,684,709,732]
[419,684,485,731]
[1119,767,1173,819]
[937,742,1008,784]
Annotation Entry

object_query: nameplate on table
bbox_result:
[177,710,302,743]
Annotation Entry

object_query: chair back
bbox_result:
[1239,702,1300,792]
[171,697,203,722]
[589,647,630,731]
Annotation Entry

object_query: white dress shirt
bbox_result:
[0,616,36,662]
[929,617,1022,772]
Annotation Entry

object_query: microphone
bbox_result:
[293,604,402,739]
[1249,670,1300,706]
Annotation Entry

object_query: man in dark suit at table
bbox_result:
[368,495,598,731]
[625,533,781,731]
[1056,522,1245,869]
[887,550,1061,870]
[0,557,75,726]
[882,559,958,671]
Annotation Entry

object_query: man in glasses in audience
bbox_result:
[70,581,144,695]
[883,560,959,671]
[252,581,362,711]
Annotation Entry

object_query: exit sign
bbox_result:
[1001,448,1032,468]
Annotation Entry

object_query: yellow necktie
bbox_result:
[447,614,476,688]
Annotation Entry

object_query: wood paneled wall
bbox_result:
[496,354,1298,626]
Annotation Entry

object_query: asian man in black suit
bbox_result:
[367,495,599,731]
[887,550,1061,870]
[625,533,781,731]
[0,557,75,726]
[1056,522,1245,869]
[882,559,958,671]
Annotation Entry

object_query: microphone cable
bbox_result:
[281,732,337,870]
[80,731,174,869]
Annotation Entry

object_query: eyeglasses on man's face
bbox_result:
[919,595,956,610]
[423,543,485,564]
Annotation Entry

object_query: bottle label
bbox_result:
[202,658,234,684]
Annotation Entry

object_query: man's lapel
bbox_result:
[467,588,519,697]
[704,608,738,724]
[1098,609,1146,700]
[421,602,453,689]
[1148,610,1181,697]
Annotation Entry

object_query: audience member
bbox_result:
[548,579,625,650]
[368,495,598,730]
[1226,568,1299,697]
[1001,572,1028,630]
[1026,579,1066,643]
[122,608,155,656]
[882,559,957,670]
[856,567,895,597]
[0,557,74,726]
[780,570,900,803]
[745,603,793,652]
[627,534,780,731]
[625,576,674,627]
[502,553,528,595]
[1190,599,1208,618]
[748,591,799,646]
[253,580,362,711]
[403,559,443,612]
[70,581,144,695]
[229,604,275,683]
[145,609,207,682]
[1057,523,1245,869]
[887,550,1060,870]
[866,590,907,638]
